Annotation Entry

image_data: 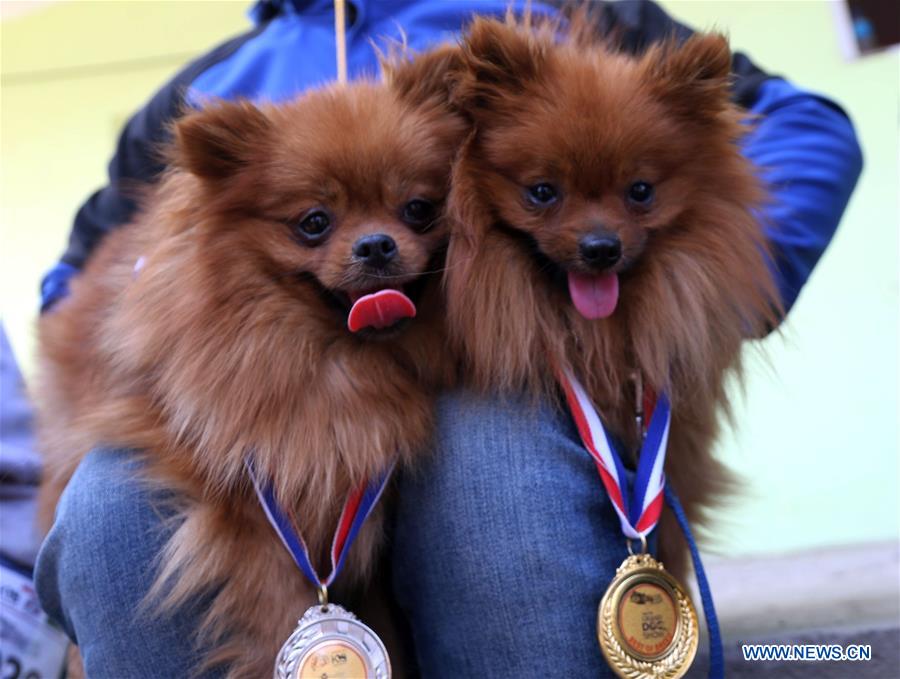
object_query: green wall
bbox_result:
[661,0,898,555]
[1,1,897,556]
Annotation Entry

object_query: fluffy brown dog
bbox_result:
[445,15,780,576]
[35,47,465,677]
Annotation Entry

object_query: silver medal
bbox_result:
[275,603,391,679]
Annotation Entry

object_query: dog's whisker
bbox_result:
[357,256,477,280]
[282,253,479,288]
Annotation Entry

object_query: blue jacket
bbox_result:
[41,0,863,316]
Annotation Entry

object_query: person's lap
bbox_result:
[35,449,221,678]
[393,391,621,677]
[35,391,621,678]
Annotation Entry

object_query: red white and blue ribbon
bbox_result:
[558,368,670,540]
[559,368,724,677]
[245,459,395,589]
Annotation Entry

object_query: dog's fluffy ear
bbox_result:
[455,16,546,113]
[172,100,272,181]
[644,33,733,116]
[383,44,463,109]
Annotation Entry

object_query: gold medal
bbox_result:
[598,553,698,679]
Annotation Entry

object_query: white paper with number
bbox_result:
[0,562,68,679]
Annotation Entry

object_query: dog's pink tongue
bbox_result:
[347,289,416,332]
[567,271,619,319]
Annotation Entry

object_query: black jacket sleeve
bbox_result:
[60,23,268,271]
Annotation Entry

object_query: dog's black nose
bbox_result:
[579,234,622,269]
[352,234,397,268]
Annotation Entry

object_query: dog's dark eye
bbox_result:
[627,182,655,207]
[296,210,332,240]
[401,199,437,231]
[527,183,558,206]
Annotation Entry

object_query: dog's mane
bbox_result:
[443,16,782,572]
[446,13,780,416]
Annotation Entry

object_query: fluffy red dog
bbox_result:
[446,15,780,575]
[35,48,465,677]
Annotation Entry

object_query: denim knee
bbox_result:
[393,389,621,678]
[36,450,152,639]
[34,448,213,677]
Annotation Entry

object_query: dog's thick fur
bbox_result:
[445,15,780,575]
[35,48,465,677]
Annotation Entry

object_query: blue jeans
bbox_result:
[35,391,623,677]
